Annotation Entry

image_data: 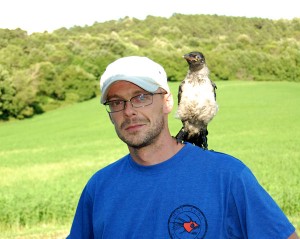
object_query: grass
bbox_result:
[0,80,299,238]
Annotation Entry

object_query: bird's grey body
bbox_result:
[175,52,218,149]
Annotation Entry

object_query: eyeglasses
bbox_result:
[104,93,165,113]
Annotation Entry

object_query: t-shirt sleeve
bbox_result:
[226,166,295,239]
[66,186,94,239]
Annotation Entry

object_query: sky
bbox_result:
[1,0,299,34]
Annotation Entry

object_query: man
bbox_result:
[67,56,298,239]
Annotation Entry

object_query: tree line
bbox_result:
[0,14,300,120]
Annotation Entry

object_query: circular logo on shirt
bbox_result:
[168,205,208,239]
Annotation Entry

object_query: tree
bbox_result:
[58,65,97,102]
[10,68,40,119]
[0,65,15,120]
[31,62,65,100]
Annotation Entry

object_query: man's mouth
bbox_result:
[125,123,144,131]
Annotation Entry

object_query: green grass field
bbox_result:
[0,81,299,238]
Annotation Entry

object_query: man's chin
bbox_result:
[125,140,150,149]
[122,136,152,149]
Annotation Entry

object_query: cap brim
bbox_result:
[100,75,161,103]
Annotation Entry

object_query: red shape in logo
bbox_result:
[183,221,199,233]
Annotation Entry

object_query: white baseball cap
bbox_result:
[100,56,170,103]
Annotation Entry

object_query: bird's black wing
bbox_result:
[175,80,187,143]
[177,80,185,105]
[211,80,217,100]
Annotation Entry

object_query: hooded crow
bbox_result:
[175,51,218,149]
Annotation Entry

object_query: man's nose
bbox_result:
[123,101,137,116]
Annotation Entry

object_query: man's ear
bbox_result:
[163,93,174,114]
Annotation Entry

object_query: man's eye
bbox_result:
[136,94,149,102]
[110,100,123,106]
[138,95,146,101]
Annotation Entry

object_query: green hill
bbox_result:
[1,14,300,120]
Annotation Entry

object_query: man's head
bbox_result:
[100,56,170,104]
[99,56,173,150]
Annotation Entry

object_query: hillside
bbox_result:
[1,14,300,120]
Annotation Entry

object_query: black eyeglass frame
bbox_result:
[103,92,166,113]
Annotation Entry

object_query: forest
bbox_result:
[0,14,300,120]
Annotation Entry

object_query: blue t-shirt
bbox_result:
[67,143,295,239]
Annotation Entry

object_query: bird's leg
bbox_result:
[201,136,208,149]
[175,126,188,144]
[200,129,208,149]
[192,129,208,149]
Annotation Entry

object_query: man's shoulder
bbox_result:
[86,155,129,185]
[184,143,246,173]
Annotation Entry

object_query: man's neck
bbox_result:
[128,136,184,166]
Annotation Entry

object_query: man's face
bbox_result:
[106,81,166,149]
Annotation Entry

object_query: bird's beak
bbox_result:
[183,54,197,62]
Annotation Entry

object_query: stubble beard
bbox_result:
[115,116,165,149]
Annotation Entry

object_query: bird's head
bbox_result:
[183,51,206,70]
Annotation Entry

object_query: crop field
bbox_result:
[0,81,299,238]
